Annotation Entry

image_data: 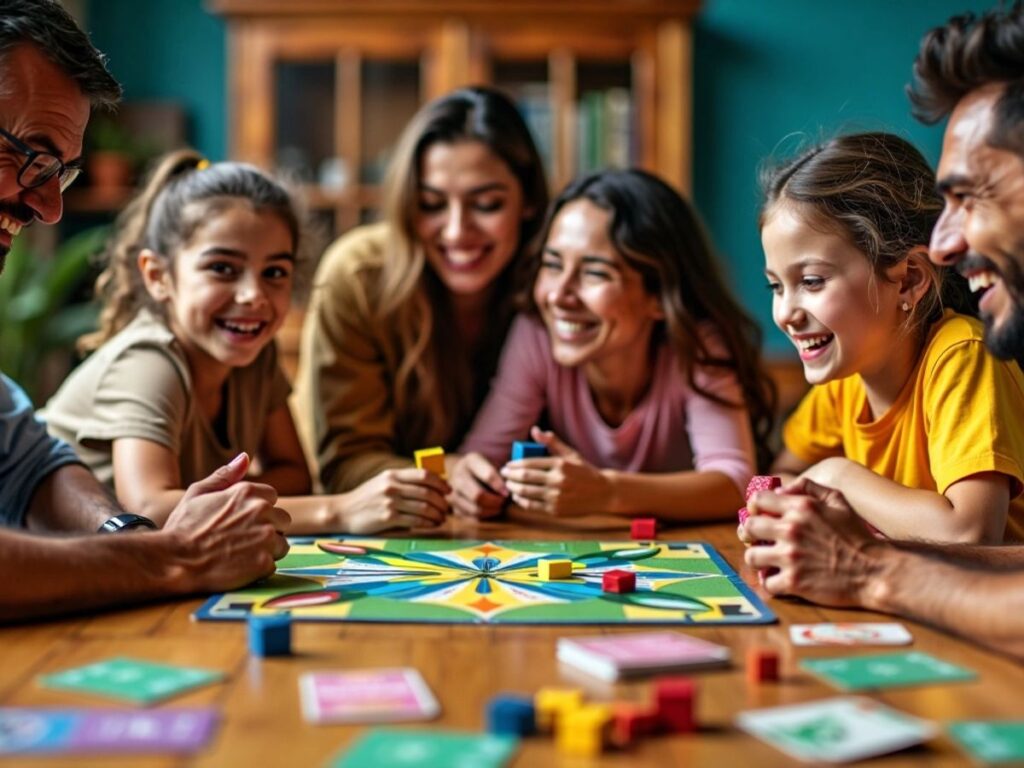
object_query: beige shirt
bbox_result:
[41,309,291,488]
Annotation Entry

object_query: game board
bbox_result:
[194,538,775,625]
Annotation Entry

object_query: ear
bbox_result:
[647,292,666,321]
[138,249,172,302]
[894,246,934,311]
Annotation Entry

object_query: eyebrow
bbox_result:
[198,247,296,262]
[418,182,509,196]
[21,132,79,164]
[543,247,621,270]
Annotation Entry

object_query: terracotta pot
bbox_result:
[88,151,135,190]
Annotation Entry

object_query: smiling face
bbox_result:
[0,44,90,271]
[147,202,295,380]
[931,84,1024,360]
[414,140,526,298]
[533,199,663,374]
[763,201,908,386]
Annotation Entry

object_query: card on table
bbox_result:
[557,631,730,681]
[332,728,518,768]
[38,657,225,705]
[800,651,976,691]
[789,622,913,647]
[0,707,218,755]
[948,721,1024,764]
[736,696,936,763]
[299,668,440,724]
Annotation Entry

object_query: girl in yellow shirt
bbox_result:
[759,132,1024,543]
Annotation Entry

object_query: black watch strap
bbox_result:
[97,513,159,533]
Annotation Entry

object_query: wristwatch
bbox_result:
[97,513,159,533]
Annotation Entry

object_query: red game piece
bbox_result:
[653,676,696,733]
[744,475,782,501]
[610,703,658,747]
[746,646,779,683]
[630,518,657,540]
[601,569,636,594]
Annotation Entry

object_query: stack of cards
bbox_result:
[736,697,936,763]
[557,631,730,681]
[789,622,913,647]
[300,668,440,724]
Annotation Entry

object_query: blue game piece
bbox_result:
[486,693,536,736]
[248,614,291,657]
[511,441,548,461]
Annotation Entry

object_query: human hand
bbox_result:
[340,467,450,533]
[163,453,291,592]
[448,452,507,519]
[499,427,612,517]
[742,477,883,607]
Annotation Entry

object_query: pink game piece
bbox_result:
[601,569,636,594]
[745,475,782,501]
[631,518,657,540]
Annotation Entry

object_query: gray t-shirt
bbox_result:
[41,310,291,488]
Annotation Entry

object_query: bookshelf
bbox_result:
[209,0,700,237]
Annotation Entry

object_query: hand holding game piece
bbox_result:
[448,452,508,519]
[339,467,450,532]
[500,427,612,517]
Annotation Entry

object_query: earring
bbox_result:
[901,301,911,312]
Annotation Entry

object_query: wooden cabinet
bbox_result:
[210,0,700,237]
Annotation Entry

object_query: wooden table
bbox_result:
[2,515,1021,767]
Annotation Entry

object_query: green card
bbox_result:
[949,722,1024,764]
[800,651,976,691]
[332,728,518,768]
[39,657,225,705]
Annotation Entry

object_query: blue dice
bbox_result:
[487,693,537,736]
[511,441,548,461]
[247,614,291,657]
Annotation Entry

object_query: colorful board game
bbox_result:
[194,538,774,625]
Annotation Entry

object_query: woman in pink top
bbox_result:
[451,169,776,521]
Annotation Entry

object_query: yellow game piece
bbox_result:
[556,703,613,757]
[534,687,584,732]
[414,446,446,479]
[538,559,573,580]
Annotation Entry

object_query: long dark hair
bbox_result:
[530,169,777,471]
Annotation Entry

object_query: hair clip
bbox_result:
[196,158,211,170]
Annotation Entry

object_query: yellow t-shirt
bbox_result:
[783,311,1024,541]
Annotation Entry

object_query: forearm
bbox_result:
[865,547,1024,660]
[277,495,342,534]
[893,540,1024,570]
[123,489,186,528]
[25,464,120,533]
[603,470,744,521]
[807,460,989,542]
[0,529,187,622]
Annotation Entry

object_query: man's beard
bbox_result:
[980,254,1024,361]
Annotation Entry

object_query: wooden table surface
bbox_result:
[2,514,1021,767]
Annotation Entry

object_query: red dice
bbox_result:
[630,517,657,540]
[601,569,636,593]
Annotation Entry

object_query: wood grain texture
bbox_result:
[2,516,1017,767]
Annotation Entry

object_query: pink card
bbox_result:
[558,631,730,681]
[299,668,440,724]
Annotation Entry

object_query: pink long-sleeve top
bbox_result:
[458,315,755,493]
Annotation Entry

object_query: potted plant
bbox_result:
[86,115,138,191]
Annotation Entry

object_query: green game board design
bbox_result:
[194,538,774,625]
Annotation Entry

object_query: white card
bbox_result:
[789,622,913,647]
[736,696,936,763]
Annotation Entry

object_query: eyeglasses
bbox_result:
[0,126,81,192]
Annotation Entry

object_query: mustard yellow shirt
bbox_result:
[783,311,1024,541]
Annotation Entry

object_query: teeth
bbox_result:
[0,215,23,236]
[795,334,832,351]
[967,271,997,293]
[219,319,264,334]
[554,319,591,335]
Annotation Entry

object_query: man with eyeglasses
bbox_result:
[0,0,290,621]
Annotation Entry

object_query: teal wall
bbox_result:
[84,0,996,355]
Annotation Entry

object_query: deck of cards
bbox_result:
[789,622,913,647]
[556,631,730,681]
[300,668,440,724]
